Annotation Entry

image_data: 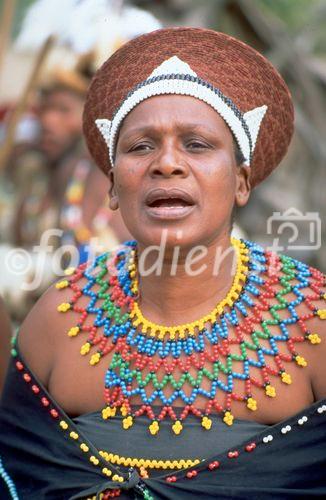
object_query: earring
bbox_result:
[109,197,119,210]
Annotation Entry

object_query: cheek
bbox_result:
[66,117,81,134]
[197,158,237,208]
[113,164,141,204]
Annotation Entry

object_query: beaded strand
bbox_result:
[56,238,325,436]
[164,402,326,485]
[0,455,19,500]
[129,238,248,339]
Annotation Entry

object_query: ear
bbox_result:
[108,170,119,210]
[235,164,251,207]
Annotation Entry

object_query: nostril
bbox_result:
[151,165,186,177]
[173,167,185,175]
[151,167,164,176]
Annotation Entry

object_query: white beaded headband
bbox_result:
[95,56,268,167]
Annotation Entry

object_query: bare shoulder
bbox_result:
[288,256,326,400]
[18,276,78,386]
[304,294,326,401]
[270,253,326,401]
[17,248,120,387]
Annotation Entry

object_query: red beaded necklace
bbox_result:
[56,239,325,435]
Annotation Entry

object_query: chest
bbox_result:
[48,242,324,430]
[48,320,315,425]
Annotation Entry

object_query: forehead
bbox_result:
[40,89,84,108]
[118,94,233,138]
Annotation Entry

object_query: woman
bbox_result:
[0,28,325,500]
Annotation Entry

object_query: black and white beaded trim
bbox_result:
[95,56,268,168]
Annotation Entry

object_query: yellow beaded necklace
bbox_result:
[55,237,325,437]
[129,237,249,340]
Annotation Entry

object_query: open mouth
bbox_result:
[145,188,195,207]
[144,188,196,219]
[148,197,192,208]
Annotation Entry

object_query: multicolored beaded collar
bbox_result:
[56,238,326,436]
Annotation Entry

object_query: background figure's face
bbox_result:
[38,89,84,162]
[113,95,250,250]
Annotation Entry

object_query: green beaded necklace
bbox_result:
[56,239,326,435]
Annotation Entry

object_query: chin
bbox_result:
[130,226,206,252]
[40,145,61,161]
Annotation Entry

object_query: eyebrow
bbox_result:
[119,122,220,141]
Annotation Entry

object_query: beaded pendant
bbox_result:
[56,239,326,436]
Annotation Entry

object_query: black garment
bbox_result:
[74,411,267,471]
[0,352,325,500]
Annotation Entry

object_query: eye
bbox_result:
[185,140,211,150]
[128,142,154,153]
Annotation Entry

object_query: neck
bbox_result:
[136,233,237,326]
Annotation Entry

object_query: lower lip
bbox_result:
[145,205,195,220]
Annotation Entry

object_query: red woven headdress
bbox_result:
[83,27,294,187]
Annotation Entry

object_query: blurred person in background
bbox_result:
[0,58,130,321]
[0,0,163,324]
[1,0,163,266]
[5,58,128,251]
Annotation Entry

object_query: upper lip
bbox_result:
[144,188,196,207]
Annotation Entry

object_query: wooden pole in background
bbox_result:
[0,0,17,77]
[0,35,55,171]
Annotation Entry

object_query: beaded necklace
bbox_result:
[57,238,325,436]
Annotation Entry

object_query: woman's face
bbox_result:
[112,95,250,250]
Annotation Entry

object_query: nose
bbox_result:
[41,110,57,132]
[149,144,189,178]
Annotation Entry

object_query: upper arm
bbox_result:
[0,296,12,393]
[306,297,326,401]
[310,327,326,401]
